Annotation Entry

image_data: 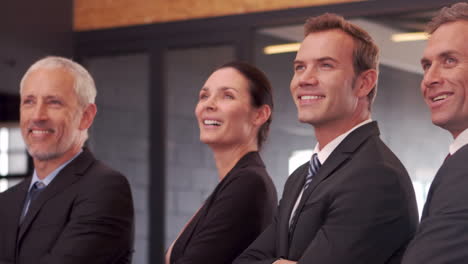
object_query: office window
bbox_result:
[0,125,28,192]
[288,149,313,175]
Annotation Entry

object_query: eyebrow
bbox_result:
[293,59,304,65]
[421,50,459,64]
[21,95,62,100]
[317,56,339,63]
[200,86,239,92]
[420,57,430,65]
[293,56,339,65]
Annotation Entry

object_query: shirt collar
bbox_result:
[449,128,468,155]
[313,119,372,164]
[29,149,83,191]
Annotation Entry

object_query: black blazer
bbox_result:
[0,148,134,264]
[234,122,419,264]
[402,144,468,263]
[170,151,277,264]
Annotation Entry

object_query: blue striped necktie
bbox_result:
[304,153,321,190]
[289,153,321,234]
[20,181,46,223]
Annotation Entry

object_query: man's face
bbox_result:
[20,68,87,162]
[290,29,360,130]
[421,20,468,138]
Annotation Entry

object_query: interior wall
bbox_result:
[0,0,73,95]
[84,54,150,264]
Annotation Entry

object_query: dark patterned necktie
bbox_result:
[444,153,452,163]
[289,153,321,234]
[20,181,46,223]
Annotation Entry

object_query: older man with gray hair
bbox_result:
[0,56,134,264]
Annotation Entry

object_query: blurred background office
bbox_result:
[0,0,461,263]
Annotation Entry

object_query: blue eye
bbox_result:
[294,64,305,71]
[49,100,62,105]
[320,62,334,69]
[446,57,457,65]
[22,99,33,105]
[421,63,431,71]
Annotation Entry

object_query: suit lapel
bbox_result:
[172,151,262,257]
[288,122,380,239]
[17,149,94,244]
[5,178,30,261]
[278,164,309,256]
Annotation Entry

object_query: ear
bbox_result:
[79,103,97,130]
[354,69,377,99]
[252,104,271,127]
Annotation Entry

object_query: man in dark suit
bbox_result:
[234,13,418,264]
[402,3,468,263]
[0,56,134,264]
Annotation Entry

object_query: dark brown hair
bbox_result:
[218,61,273,149]
[304,13,379,108]
[427,2,468,33]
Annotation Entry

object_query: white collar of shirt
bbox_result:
[29,149,83,191]
[449,128,468,155]
[313,119,372,164]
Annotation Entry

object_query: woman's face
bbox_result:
[195,67,259,149]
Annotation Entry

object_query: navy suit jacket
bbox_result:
[0,148,134,264]
[402,145,468,263]
[234,122,419,264]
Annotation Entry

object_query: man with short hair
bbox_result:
[402,3,468,263]
[0,56,134,264]
[234,13,418,264]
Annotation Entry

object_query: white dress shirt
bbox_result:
[289,119,372,225]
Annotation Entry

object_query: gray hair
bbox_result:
[427,2,468,33]
[20,56,96,107]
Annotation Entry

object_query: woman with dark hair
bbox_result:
[165,61,277,264]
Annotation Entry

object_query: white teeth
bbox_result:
[204,120,222,126]
[433,94,448,102]
[31,130,51,134]
[300,95,324,100]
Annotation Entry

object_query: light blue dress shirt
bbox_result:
[23,149,83,214]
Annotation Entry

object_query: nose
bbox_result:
[298,67,319,87]
[204,96,217,111]
[422,64,443,89]
[31,102,48,121]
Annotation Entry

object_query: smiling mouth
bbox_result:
[299,95,325,100]
[29,129,53,135]
[432,94,449,102]
[203,120,222,126]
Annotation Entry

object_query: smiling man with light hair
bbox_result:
[0,56,134,264]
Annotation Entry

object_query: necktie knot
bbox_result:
[304,153,321,190]
[34,181,46,190]
[444,153,452,163]
[20,181,46,223]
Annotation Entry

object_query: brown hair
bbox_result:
[304,13,379,108]
[218,61,273,149]
[427,2,468,33]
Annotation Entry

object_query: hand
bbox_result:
[273,259,297,264]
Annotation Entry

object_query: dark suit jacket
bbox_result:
[402,144,468,263]
[234,122,419,264]
[0,148,134,264]
[170,151,278,264]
